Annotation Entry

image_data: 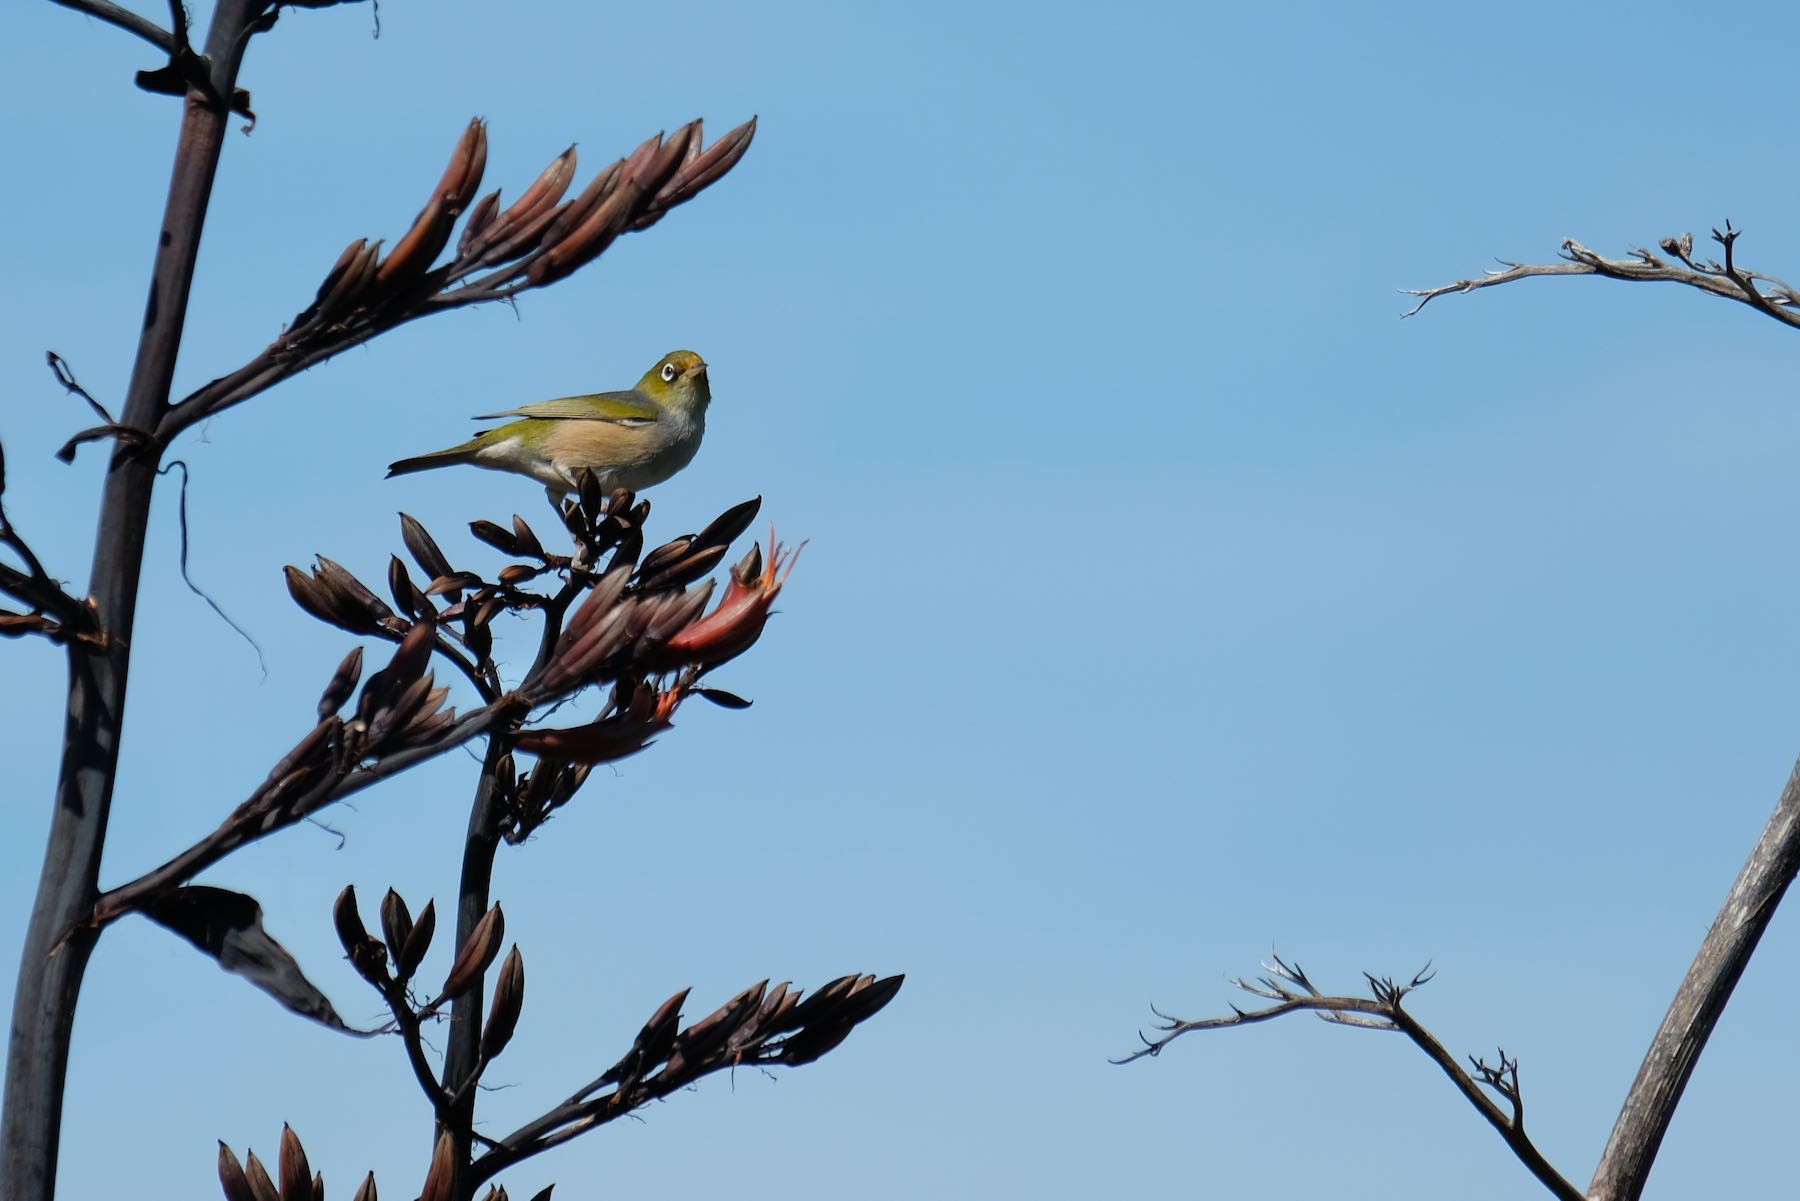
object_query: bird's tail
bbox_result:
[387,442,479,478]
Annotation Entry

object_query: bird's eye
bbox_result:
[660,362,678,383]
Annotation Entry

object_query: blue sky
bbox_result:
[6,1,1800,1197]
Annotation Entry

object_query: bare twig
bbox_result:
[1118,957,1584,1201]
[45,352,115,425]
[48,0,174,51]
[1403,226,1800,331]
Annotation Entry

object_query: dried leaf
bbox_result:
[144,886,371,1035]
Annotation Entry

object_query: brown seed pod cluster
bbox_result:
[285,481,796,808]
[284,115,756,341]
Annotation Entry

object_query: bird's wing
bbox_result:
[474,389,659,423]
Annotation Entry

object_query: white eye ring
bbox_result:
[660,362,678,382]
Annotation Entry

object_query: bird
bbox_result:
[387,350,711,500]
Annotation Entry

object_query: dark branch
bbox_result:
[48,0,175,52]
[1404,226,1800,331]
[1117,957,1583,1201]
[88,697,526,930]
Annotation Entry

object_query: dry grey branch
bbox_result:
[1586,755,1800,1201]
[1404,223,1800,330]
[1118,956,1582,1201]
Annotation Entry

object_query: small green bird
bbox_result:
[388,350,712,499]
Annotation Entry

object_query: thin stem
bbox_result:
[440,737,510,1201]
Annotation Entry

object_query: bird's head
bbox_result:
[638,350,710,413]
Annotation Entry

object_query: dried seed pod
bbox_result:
[695,495,763,551]
[351,1175,377,1201]
[278,1125,311,1201]
[540,158,623,250]
[439,903,505,1001]
[264,718,337,790]
[398,898,436,981]
[400,513,454,582]
[480,945,525,1060]
[636,116,758,229]
[301,237,379,325]
[634,541,727,594]
[313,557,394,627]
[333,886,379,969]
[835,972,905,1024]
[285,565,380,636]
[465,617,493,664]
[244,1151,281,1201]
[379,889,413,967]
[633,535,693,583]
[754,982,804,1037]
[425,571,484,598]
[219,1143,255,1201]
[648,580,715,642]
[317,646,364,719]
[510,514,544,558]
[676,981,766,1064]
[387,556,431,621]
[777,1021,857,1066]
[626,986,691,1078]
[393,703,459,749]
[497,564,537,587]
[557,561,633,648]
[378,119,488,285]
[358,620,436,725]
[470,146,578,264]
[468,519,519,555]
[457,189,502,257]
[417,1132,456,1201]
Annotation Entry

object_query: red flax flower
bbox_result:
[653,528,803,671]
